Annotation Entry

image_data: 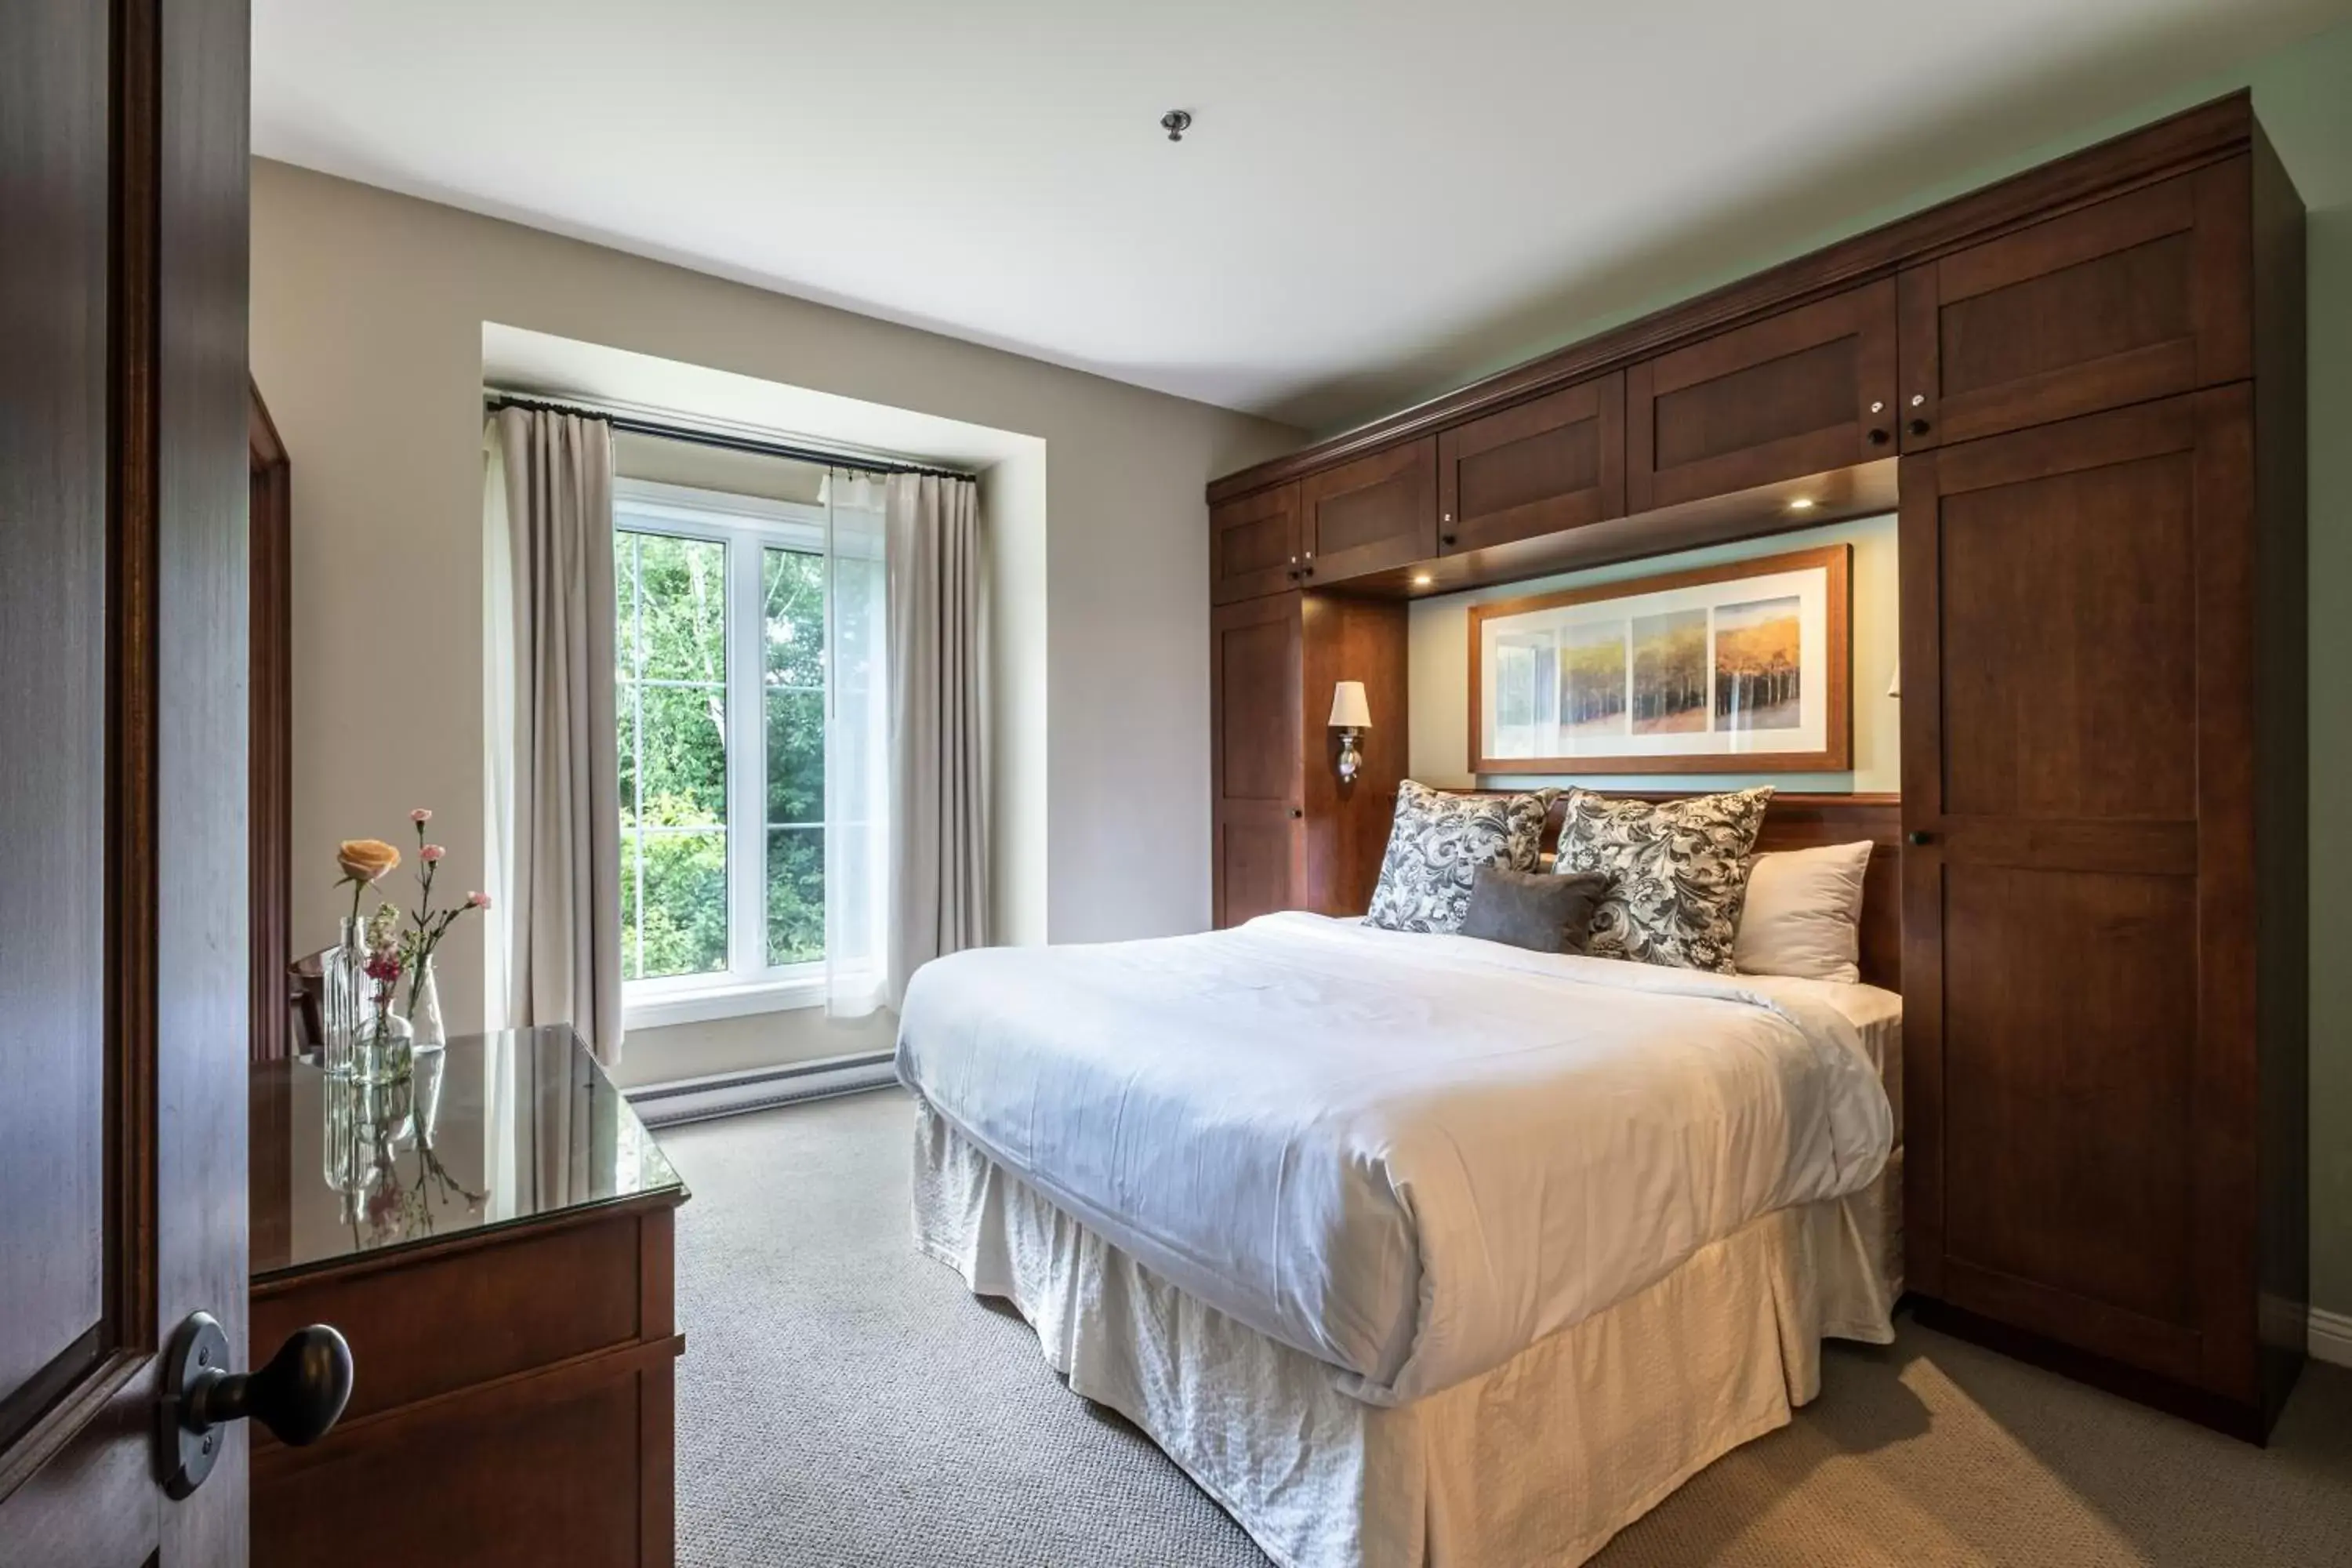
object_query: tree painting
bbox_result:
[1713,596,1803,731]
[1630,609,1708,733]
[1557,621,1628,737]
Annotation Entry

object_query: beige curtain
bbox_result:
[886,472,987,1004]
[485,408,624,1064]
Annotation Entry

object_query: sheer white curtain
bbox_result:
[821,471,891,1017]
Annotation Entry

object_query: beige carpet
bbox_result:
[663,1089,2352,1567]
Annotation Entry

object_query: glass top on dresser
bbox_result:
[250,1025,685,1282]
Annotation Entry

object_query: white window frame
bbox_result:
[614,477,838,1029]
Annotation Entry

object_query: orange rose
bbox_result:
[336,838,401,885]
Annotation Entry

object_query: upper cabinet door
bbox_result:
[1298,437,1438,584]
[1437,374,1625,554]
[1627,279,1897,513]
[1897,161,2251,451]
[1209,481,1302,604]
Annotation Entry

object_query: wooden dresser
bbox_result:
[1204,93,2307,1439]
[250,1028,688,1564]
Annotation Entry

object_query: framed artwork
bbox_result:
[1468,543,1850,774]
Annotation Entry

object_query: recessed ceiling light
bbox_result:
[1788,498,1816,511]
[1412,572,1434,587]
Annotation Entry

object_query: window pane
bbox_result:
[766,688,822,826]
[635,684,728,826]
[637,829,728,978]
[763,546,825,688]
[634,533,728,683]
[767,826,824,966]
[616,695,640,829]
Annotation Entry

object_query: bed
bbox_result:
[897,890,1904,1568]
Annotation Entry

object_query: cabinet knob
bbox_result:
[1905,829,1934,847]
[1441,533,1457,547]
[1289,807,1304,819]
[1866,427,1891,446]
[1442,512,1452,523]
[1908,418,1931,437]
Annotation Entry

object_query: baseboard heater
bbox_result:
[627,1051,899,1129]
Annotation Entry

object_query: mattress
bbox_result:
[897,911,1896,1403]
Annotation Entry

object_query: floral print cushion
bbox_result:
[1555,786,1774,972]
[1364,781,1558,935]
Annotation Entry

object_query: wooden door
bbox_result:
[1437,374,1624,554]
[1628,280,1897,512]
[0,0,260,1557]
[1900,390,2257,1402]
[1298,439,1437,585]
[1210,595,1304,927]
[1209,481,1301,604]
[1898,162,2251,452]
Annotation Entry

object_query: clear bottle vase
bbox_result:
[321,916,367,1078]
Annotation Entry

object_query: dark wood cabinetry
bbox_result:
[1210,481,1302,604]
[1204,93,2305,1439]
[1899,387,2291,1420]
[1627,280,1896,512]
[1438,374,1624,554]
[1299,438,1438,584]
[1898,164,2251,450]
[1210,593,1406,927]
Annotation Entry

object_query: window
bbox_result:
[614,477,882,1023]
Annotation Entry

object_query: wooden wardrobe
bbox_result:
[1204,93,2307,1439]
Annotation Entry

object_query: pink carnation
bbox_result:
[410,808,432,823]
[421,844,445,862]
[467,891,492,909]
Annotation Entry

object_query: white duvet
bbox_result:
[895,912,1893,1406]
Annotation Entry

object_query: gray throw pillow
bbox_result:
[1457,866,1610,955]
[1364,781,1557,934]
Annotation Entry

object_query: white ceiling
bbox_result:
[254,0,2347,434]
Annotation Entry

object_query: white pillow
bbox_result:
[1733,840,1874,983]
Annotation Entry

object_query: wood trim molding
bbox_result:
[1208,92,2252,505]
[249,379,292,1062]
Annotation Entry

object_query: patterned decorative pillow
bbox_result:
[1555,786,1774,972]
[1365,781,1557,934]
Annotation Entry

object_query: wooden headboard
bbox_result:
[1458,789,1903,992]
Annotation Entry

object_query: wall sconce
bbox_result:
[1330,681,1372,783]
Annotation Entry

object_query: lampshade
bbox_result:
[1328,680,1373,729]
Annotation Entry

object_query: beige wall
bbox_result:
[252,159,1299,1083]
[1407,515,1900,795]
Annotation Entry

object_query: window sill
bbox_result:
[623,975,825,1031]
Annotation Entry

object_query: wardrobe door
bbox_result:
[1437,374,1624,554]
[1898,161,2250,451]
[1902,388,2258,1403]
[1210,594,1305,927]
[1627,279,1897,512]
[1210,481,1302,604]
[1298,439,1438,585]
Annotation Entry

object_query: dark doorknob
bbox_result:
[1905,829,1935,846]
[159,1311,354,1497]
[1908,418,1931,437]
[1866,427,1891,445]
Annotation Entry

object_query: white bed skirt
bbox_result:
[912,1096,1901,1568]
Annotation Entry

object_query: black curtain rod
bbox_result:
[483,394,975,482]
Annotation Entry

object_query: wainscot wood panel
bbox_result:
[1209,481,1301,604]
[1628,279,1898,514]
[1299,439,1437,585]
[1438,374,1624,554]
[1897,160,2252,450]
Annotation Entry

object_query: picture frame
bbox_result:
[1468,543,1851,775]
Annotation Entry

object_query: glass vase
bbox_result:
[399,956,445,1055]
[321,916,367,1078]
